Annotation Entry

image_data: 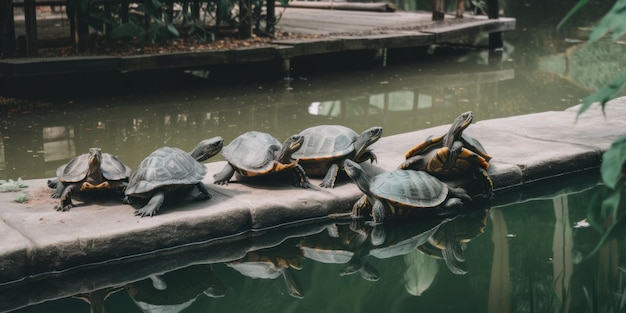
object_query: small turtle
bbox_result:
[49,148,131,211]
[291,125,383,188]
[124,137,224,217]
[213,131,310,188]
[344,160,470,224]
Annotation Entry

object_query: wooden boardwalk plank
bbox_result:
[1,8,516,77]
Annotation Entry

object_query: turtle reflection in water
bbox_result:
[399,111,493,199]
[48,148,131,211]
[417,208,489,275]
[342,208,488,279]
[337,216,455,278]
[344,159,471,225]
[126,265,226,312]
[291,125,383,188]
[214,131,310,188]
[124,137,224,217]
[227,248,305,299]
[299,223,381,281]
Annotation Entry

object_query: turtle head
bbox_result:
[190,136,224,162]
[354,126,383,160]
[276,135,304,163]
[444,111,473,147]
[344,159,371,195]
[88,148,103,170]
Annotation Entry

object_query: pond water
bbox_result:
[1,0,626,312]
[4,181,625,313]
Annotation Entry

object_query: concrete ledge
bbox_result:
[0,97,625,288]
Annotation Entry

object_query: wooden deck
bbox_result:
[0,7,515,78]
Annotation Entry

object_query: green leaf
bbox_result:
[582,197,626,262]
[601,134,626,189]
[588,0,626,42]
[557,0,590,30]
[577,71,626,117]
[167,24,180,37]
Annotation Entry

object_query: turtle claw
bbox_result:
[55,204,73,212]
[134,208,155,218]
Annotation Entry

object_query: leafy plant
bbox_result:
[558,0,626,117]
[559,0,626,262]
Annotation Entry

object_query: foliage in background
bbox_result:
[558,0,626,117]
[73,0,278,44]
[559,0,626,262]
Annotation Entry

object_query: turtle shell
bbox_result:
[292,125,358,161]
[57,152,131,182]
[125,147,206,196]
[370,170,448,208]
[222,131,283,174]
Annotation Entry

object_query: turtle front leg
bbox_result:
[320,163,339,188]
[135,191,165,217]
[213,163,236,185]
[55,184,76,211]
[194,182,212,200]
[292,164,311,188]
[371,200,386,225]
[50,180,65,199]
[352,195,371,218]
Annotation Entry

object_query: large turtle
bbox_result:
[344,160,471,225]
[399,111,493,198]
[124,137,224,217]
[213,131,310,188]
[402,111,491,164]
[49,148,131,212]
[291,125,383,188]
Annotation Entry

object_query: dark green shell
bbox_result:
[222,131,282,174]
[56,152,130,182]
[371,170,448,208]
[125,147,206,196]
[292,125,359,160]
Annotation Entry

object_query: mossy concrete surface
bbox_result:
[0,97,624,286]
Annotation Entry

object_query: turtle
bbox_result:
[398,111,493,198]
[291,125,383,188]
[403,111,492,163]
[49,148,131,212]
[124,137,224,217]
[344,159,471,225]
[213,131,310,188]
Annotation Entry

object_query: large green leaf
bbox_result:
[601,134,626,189]
[577,71,626,117]
[588,0,626,42]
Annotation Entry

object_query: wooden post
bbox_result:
[120,0,129,23]
[1,0,16,58]
[432,0,444,21]
[487,0,503,51]
[265,0,275,36]
[104,0,112,36]
[239,0,252,38]
[24,0,38,56]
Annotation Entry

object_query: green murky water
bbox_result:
[1,0,625,312]
[4,182,625,313]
